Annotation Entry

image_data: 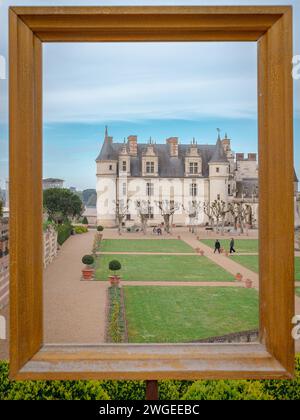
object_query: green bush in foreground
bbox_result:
[0,356,299,400]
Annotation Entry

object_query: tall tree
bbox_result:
[43,188,83,223]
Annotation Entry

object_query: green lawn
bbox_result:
[200,238,258,253]
[98,239,194,253]
[231,255,259,273]
[231,256,300,281]
[124,286,259,343]
[95,254,235,282]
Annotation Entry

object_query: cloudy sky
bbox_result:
[0,0,299,190]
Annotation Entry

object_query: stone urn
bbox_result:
[109,275,121,286]
[245,278,253,288]
[235,272,243,281]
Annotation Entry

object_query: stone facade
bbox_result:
[96,128,299,228]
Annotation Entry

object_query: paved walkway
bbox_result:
[44,230,107,344]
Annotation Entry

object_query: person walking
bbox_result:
[214,239,221,254]
[229,238,236,254]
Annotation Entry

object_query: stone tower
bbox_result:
[208,136,230,203]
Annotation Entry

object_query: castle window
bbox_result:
[189,162,198,174]
[216,167,220,173]
[122,161,127,172]
[146,161,155,174]
[146,182,154,196]
[109,164,113,171]
[228,184,231,195]
[145,206,154,219]
[217,194,220,200]
[122,182,126,195]
[190,183,197,197]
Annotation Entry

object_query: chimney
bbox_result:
[127,135,137,156]
[221,133,231,152]
[236,153,244,161]
[166,137,178,157]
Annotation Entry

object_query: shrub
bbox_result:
[109,260,121,273]
[0,361,110,400]
[82,216,89,225]
[57,223,72,245]
[97,225,104,232]
[182,380,273,400]
[82,255,94,266]
[262,355,300,400]
[74,225,88,234]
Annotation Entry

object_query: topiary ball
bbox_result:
[109,260,121,272]
[97,225,104,232]
[82,254,94,265]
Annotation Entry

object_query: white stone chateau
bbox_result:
[96,127,299,228]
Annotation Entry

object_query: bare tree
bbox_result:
[210,199,229,234]
[182,200,202,233]
[114,199,129,233]
[228,201,253,234]
[135,200,150,235]
[203,201,214,230]
[155,200,180,233]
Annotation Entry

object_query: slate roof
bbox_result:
[96,139,224,177]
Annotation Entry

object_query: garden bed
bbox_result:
[105,286,128,343]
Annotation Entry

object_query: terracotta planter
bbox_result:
[199,250,204,256]
[82,267,94,280]
[245,278,253,288]
[235,273,243,281]
[109,275,121,286]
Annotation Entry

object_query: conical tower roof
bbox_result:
[209,138,228,163]
[95,127,117,161]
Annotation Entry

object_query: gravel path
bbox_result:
[44,230,107,344]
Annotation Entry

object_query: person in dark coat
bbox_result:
[229,238,236,253]
[214,239,221,254]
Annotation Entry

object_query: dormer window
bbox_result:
[216,167,220,173]
[146,161,155,174]
[109,164,113,171]
[122,161,127,171]
[189,162,198,174]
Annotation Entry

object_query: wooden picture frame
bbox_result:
[9,6,295,380]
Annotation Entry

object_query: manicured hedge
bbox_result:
[57,223,73,245]
[0,356,299,400]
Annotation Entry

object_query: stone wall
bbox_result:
[191,329,259,344]
[0,221,59,309]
